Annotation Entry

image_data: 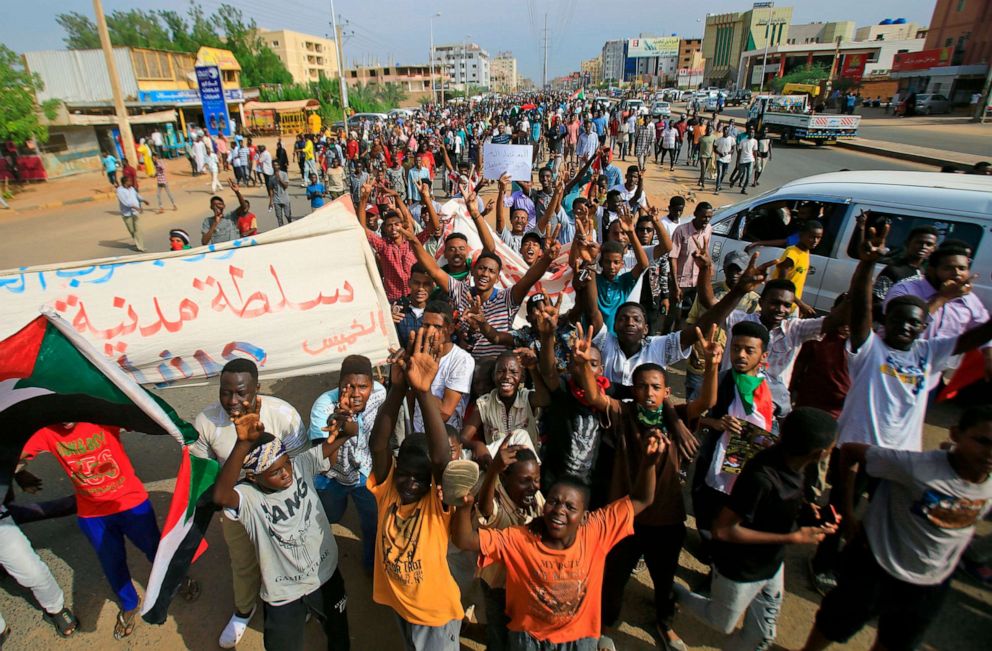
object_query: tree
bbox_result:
[378,83,408,109]
[771,64,829,93]
[55,12,100,49]
[0,45,60,145]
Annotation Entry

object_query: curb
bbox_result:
[8,191,116,213]
[832,140,974,169]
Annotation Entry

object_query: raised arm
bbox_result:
[536,178,565,236]
[511,237,560,305]
[495,173,509,235]
[477,437,519,519]
[399,222,451,288]
[419,181,441,235]
[628,434,662,516]
[228,179,248,214]
[465,185,497,255]
[648,207,674,258]
[849,223,890,353]
[954,319,992,356]
[406,328,451,483]
[686,325,722,421]
[570,324,617,415]
[619,207,650,278]
[563,148,599,194]
[371,348,409,485]
[212,398,265,509]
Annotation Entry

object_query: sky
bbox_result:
[5,0,935,81]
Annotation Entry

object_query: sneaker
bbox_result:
[219,607,257,649]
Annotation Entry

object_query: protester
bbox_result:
[115,174,149,252]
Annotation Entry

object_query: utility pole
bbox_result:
[330,0,349,113]
[975,62,992,123]
[429,12,440,104]
[542,13,549,90]
[93,0,134,161]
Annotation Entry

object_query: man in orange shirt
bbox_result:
[450,413,662,650]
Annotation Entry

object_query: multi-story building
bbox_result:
[678,38,705,88]
[702,2,794,87]
[786,21,855,46]
[601,40,626,82]
[258,29,338,84]
[433,43,490,90]
[491,52,518,93]
[580,57,602,84]
[891,0,991,102]
[345,65,441,105]
[855,20,928,43]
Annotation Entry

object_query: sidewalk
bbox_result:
[834,137,986,169]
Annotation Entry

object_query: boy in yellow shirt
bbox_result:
[774,220,823,317]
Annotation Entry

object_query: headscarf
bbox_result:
[243,439,287,474]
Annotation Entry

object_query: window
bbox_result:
[739,199,850,256]
[272,40,279,46]
[857,209,983,262]
[957,0,966,11]
[38,133,68,154]
[945,37,954,47]
[222,70,237,84]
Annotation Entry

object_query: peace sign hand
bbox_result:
[737,252,780,292]
[571,323,596,365]
[695,324,723,366]
[859,222,890,262]
[232,397,264,444]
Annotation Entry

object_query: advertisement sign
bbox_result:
[892,47,953,73]
[138,88,243,105]
[0,201,398,387]
[840,53,867,81]
[627,37,680,59]
[195,65,231,136]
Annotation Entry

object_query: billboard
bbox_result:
[892,47,953,73]
[627,37,680,59]
[840,53,867,81]
[195,65,231,136]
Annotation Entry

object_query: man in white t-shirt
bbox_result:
[411,303,475,432]
[736,127,758,194]
[713,126,735,193]
[609,165,647,212]
[191,359,309,648]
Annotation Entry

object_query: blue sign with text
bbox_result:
[195,65,230,136]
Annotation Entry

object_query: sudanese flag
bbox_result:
[0,310,219,625]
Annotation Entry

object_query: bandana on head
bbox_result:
[242,439,287,474]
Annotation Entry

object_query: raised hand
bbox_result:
[691,244,713,272]
[396,222,417,242]
[227,179,240,193]
[737,252,781,292]
[232,397,264,444]
[405,327,440,393]
[322,386,357,442]
[513,346,538,369]
[361,180,375,198]
[497,172,510,194]
[544,224,562,260]
[387,345,408,386]
[643,428,668,465]
[481,198,495,217]
[463,295,486,330]
[491,435,523,474]
[695,324,723,366]
[859,222,891,262]
[571,323,596,365]
[533,294,561,337]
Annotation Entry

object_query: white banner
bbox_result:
[0,199,398,387]
[627,37,680,59]
[482,143,533,181]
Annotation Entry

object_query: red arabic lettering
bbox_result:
[301,310,383,356]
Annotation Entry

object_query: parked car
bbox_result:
[915,93,951,114]
[620,98,645,115]
[346,112,389,129]
[388,108,414,119]
[650,101,672,118]
[706,171,992,309]
[728,89,752,106]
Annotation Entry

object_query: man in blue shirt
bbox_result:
[306,173,326,209]
[592,110,608,137]
[102,152,119,187]
[407,155,430,203]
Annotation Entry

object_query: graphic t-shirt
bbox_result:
[777,245,811,299]
[865,448,992,585]
[478,497,634,644]
[23,423,148,518]
[837,332,957,451]
[368,466,464,626]
[229,447,337,605]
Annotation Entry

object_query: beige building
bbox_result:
[787,21,855,45]
[580,56,602,84]
[258,29,339,84]
[855,21,927,42]
[702,4,794,86]
[346,65,441,106]
[491,52,519,92]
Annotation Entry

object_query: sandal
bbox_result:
[43,607,78,638]
[178,576,202,602]
[113,607,138,640]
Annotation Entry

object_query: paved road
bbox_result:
[0,146,933,271]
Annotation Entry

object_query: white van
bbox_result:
[706,171,992,309]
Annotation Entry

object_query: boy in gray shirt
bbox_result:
[213,396,356,651]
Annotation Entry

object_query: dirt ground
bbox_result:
[1,364,989,651]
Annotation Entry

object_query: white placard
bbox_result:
[0,199,398,387]
[482,143,533,181]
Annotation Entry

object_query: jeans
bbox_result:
[263,569,349,651]
[394,615,460,651]
[316,475,378,571]
[698,156,711,187]
[77,499,160,612]
[156,183,176,209]
[685,371,704,402]
[678,564,783,651]
[738,162,753,190]
[715,160,729,189]
[107,171,118,186]
[0,513,66,631]
[602,522,686,631]
[507,632,598,650]
[274,202,293,226]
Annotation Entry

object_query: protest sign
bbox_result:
[482,143,533,181]
[0,200,398,387]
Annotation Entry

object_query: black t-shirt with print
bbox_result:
[711,446,803,582]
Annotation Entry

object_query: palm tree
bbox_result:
[377,82,408,109]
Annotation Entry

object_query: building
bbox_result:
[892,0,991,102]
[580,57,602,85]
[491,52,518,92]
[739,38,925,92]
[855,20,928,42]
[258,29,338,84]
[601,40,626,82]
[433,43,490,90]
[345,64,441,105]
[678,38,705,88]
[624,35,680,87]
[786,21,855,46]
[23,46,244,177]
[702,2,794,87]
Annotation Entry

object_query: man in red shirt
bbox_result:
[21,422,197,639]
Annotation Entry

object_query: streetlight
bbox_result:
[429,11,441,104]
[463,35,471,93]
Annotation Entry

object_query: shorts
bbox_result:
[814,536,951,651]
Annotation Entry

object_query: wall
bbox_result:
[38,127,102,178]
[925,0,992,66]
